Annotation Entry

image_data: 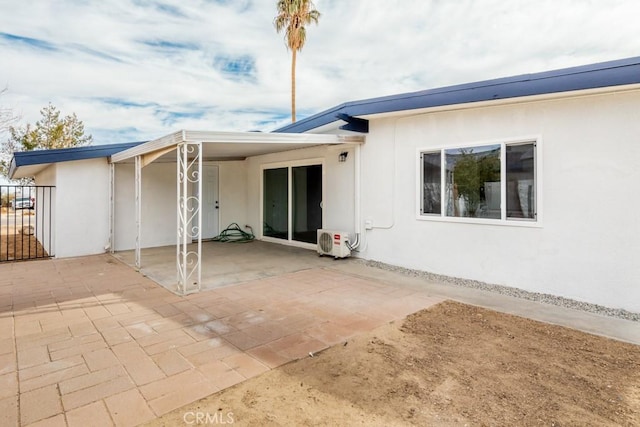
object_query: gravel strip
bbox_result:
[360,259,640,322]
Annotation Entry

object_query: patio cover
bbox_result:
[109,130,364,295]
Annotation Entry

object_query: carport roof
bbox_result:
[9,141,146,179]
[109,130,364,164]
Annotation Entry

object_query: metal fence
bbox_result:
[0,185,55,262]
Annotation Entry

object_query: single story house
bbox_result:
[10,56,640,312]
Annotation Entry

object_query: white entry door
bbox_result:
[194,165,219,240]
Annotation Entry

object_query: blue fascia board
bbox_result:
[276,56,640,134]
[9,141,146,178]
[12,141,146,167]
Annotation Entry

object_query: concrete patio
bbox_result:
[113,240,346,292]
[2,241,639,426]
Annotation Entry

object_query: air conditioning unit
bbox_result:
[317,230,351,259]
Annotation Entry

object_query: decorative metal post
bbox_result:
[176,142,202,294]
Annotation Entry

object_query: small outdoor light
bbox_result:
[338,151,349,162]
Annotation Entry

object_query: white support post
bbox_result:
[109,162,115,254]
[176,142,202,294]
[135,155,142,270]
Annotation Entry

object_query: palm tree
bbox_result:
[274,0,321,123]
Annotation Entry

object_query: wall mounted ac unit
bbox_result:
[317,230,351,259]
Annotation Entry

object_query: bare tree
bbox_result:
[0,88,19,136]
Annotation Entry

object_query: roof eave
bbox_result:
[275,55,640,134]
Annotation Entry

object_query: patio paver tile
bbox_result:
[83,305,113,321]
[0,395,18,427]
[19,355,85,381]
[20,384,62,425]
[138,369,208,401]
[123,360,166,386]
[198,360,245,389]
[25,413,67,427]
[66,401,113,427]
[123,322,157,339]
[47,332,103,353]
[93,317,121,332]
[304,321,358,344]
[153,303,182,318]
[245,344,292,369]
[17,345,50,369]
[21,363,89,393]
[0,351,16,374]
[222,330,272,351]
[183,323,219,341]
[105,388,155,427]
[83,348,121,372]
[0,337,14,355]
[266,333,328,360]
[152,349,193,376]
[147,378,219,416]
[135,328,184,347]
[61,376,135,411]
[183,343,241,367]
[222,353,269,379]
[110,342,166,385]
[49,340,107,362]
[0,372,17,399]
[142,332,196,356]
[100,327,134,346]
[14,320,43,337]
[59,365,128,395]
[177,337,227,357]
[16,331,72,352]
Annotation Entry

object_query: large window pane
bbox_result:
[292,165,322,243]
[422,152,441,214]
[263,168,288,239]
[445,145,501,219]
[506,143,536,219]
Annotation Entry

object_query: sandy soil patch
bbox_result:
[146,301,640,426]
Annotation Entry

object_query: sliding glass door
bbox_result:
[263,168,288,239]
[263,164,323,244]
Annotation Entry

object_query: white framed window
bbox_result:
[418,138,539,225]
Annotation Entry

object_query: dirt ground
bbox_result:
[0,233,48,261]
[0,210,48,261]
[147,301,640,426]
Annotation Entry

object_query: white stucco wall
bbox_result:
[113,160,249,251]
[246,145,356,241]
[358,89,640,312]
[114,162,176,251]
[48,158,111,257]
[33,164,57,256]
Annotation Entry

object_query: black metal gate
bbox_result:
[1,185,55,262]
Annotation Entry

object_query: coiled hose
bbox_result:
[211,223,255,243]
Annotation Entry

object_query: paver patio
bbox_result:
[0,254,444,426]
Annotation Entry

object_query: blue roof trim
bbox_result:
[275,56,640,134]
[9,141,146,178]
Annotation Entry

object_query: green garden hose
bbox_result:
[211,223,255,243]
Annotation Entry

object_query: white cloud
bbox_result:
[1,0,639,143]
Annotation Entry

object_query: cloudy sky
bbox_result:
[1,0,639,144]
